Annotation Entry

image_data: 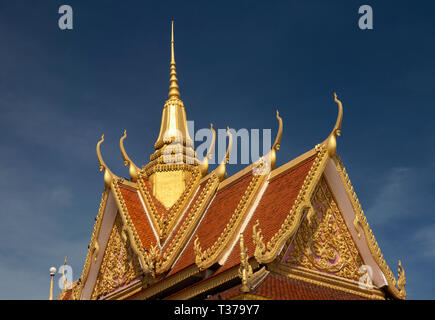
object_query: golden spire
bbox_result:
[168,21,180,99]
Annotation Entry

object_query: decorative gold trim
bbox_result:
[252,145,328,264]
[78,188,110,298]
[333,155,406,299]
[112,180,149,273]
[238,235,253,293]
[137,166,201,240]
[269,263,385,300]
[120,129,140,182]
[156,174,220,273]
[194,170,266,270]
[90,214,143,300]
[129,265,200,300]
[166,260,259,300]
[282,176,365,281]
[269,148,317,181]
[102,278,144,300]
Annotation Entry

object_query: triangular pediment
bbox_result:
[281,176,365,282]
[90,213,142,299]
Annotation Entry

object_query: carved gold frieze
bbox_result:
[91,214,142,300]
[283,177,364,281]
[334,155,406,299]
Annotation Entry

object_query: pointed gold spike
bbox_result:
[270,110,283,170]
[215,126,232,181]
[168,21,180,99]
[326,92,343,157]
[96,134,116,188]
[120,129,140,182]
[199,123,216,177]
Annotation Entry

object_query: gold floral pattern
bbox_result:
[283,177,364,281]
[91,214,142,299]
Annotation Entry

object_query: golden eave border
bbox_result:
[333,155,406,299]
[252,145,328,264]
[269,262,385,300]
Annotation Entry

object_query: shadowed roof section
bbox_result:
[117,182,158,249]
[207,273,367,300]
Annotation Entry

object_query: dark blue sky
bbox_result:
[0,1,434,299]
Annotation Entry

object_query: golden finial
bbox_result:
[62,257,68,290]
[168,21,180,99]
[199,123,216,177]
[96,134,115,188]
[397,260,406,296]
[326,92,343,157]
[120,129,140,182]
[270,110,283,170]
[49,266,56,300]
[238,234,253,293]
[215,126,232,181]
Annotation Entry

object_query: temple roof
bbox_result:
[57,23,406,301]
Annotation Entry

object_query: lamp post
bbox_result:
[49,267,57,300]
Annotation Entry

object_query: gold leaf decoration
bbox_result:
[283,177,364,281]
[91,214,142,299]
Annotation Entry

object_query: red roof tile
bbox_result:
[213,155,317,276]
[208,272,368,300]
[118,183,158,249]
[168,172,254,275]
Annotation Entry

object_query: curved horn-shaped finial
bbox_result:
[199,123,216,177]
[326,92,343,157]
[333,92,343,137]
[269,110,283,170]
[96,134,115,188]
[215,126,232,181]
[272,110,283,151]
[120,129,140,182]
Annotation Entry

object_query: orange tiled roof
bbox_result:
[215,155,317,276]
[207,273,367,300]
[118,183,158,249]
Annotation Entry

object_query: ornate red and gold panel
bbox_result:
[281,176,364,281]
[91,214,142,300]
